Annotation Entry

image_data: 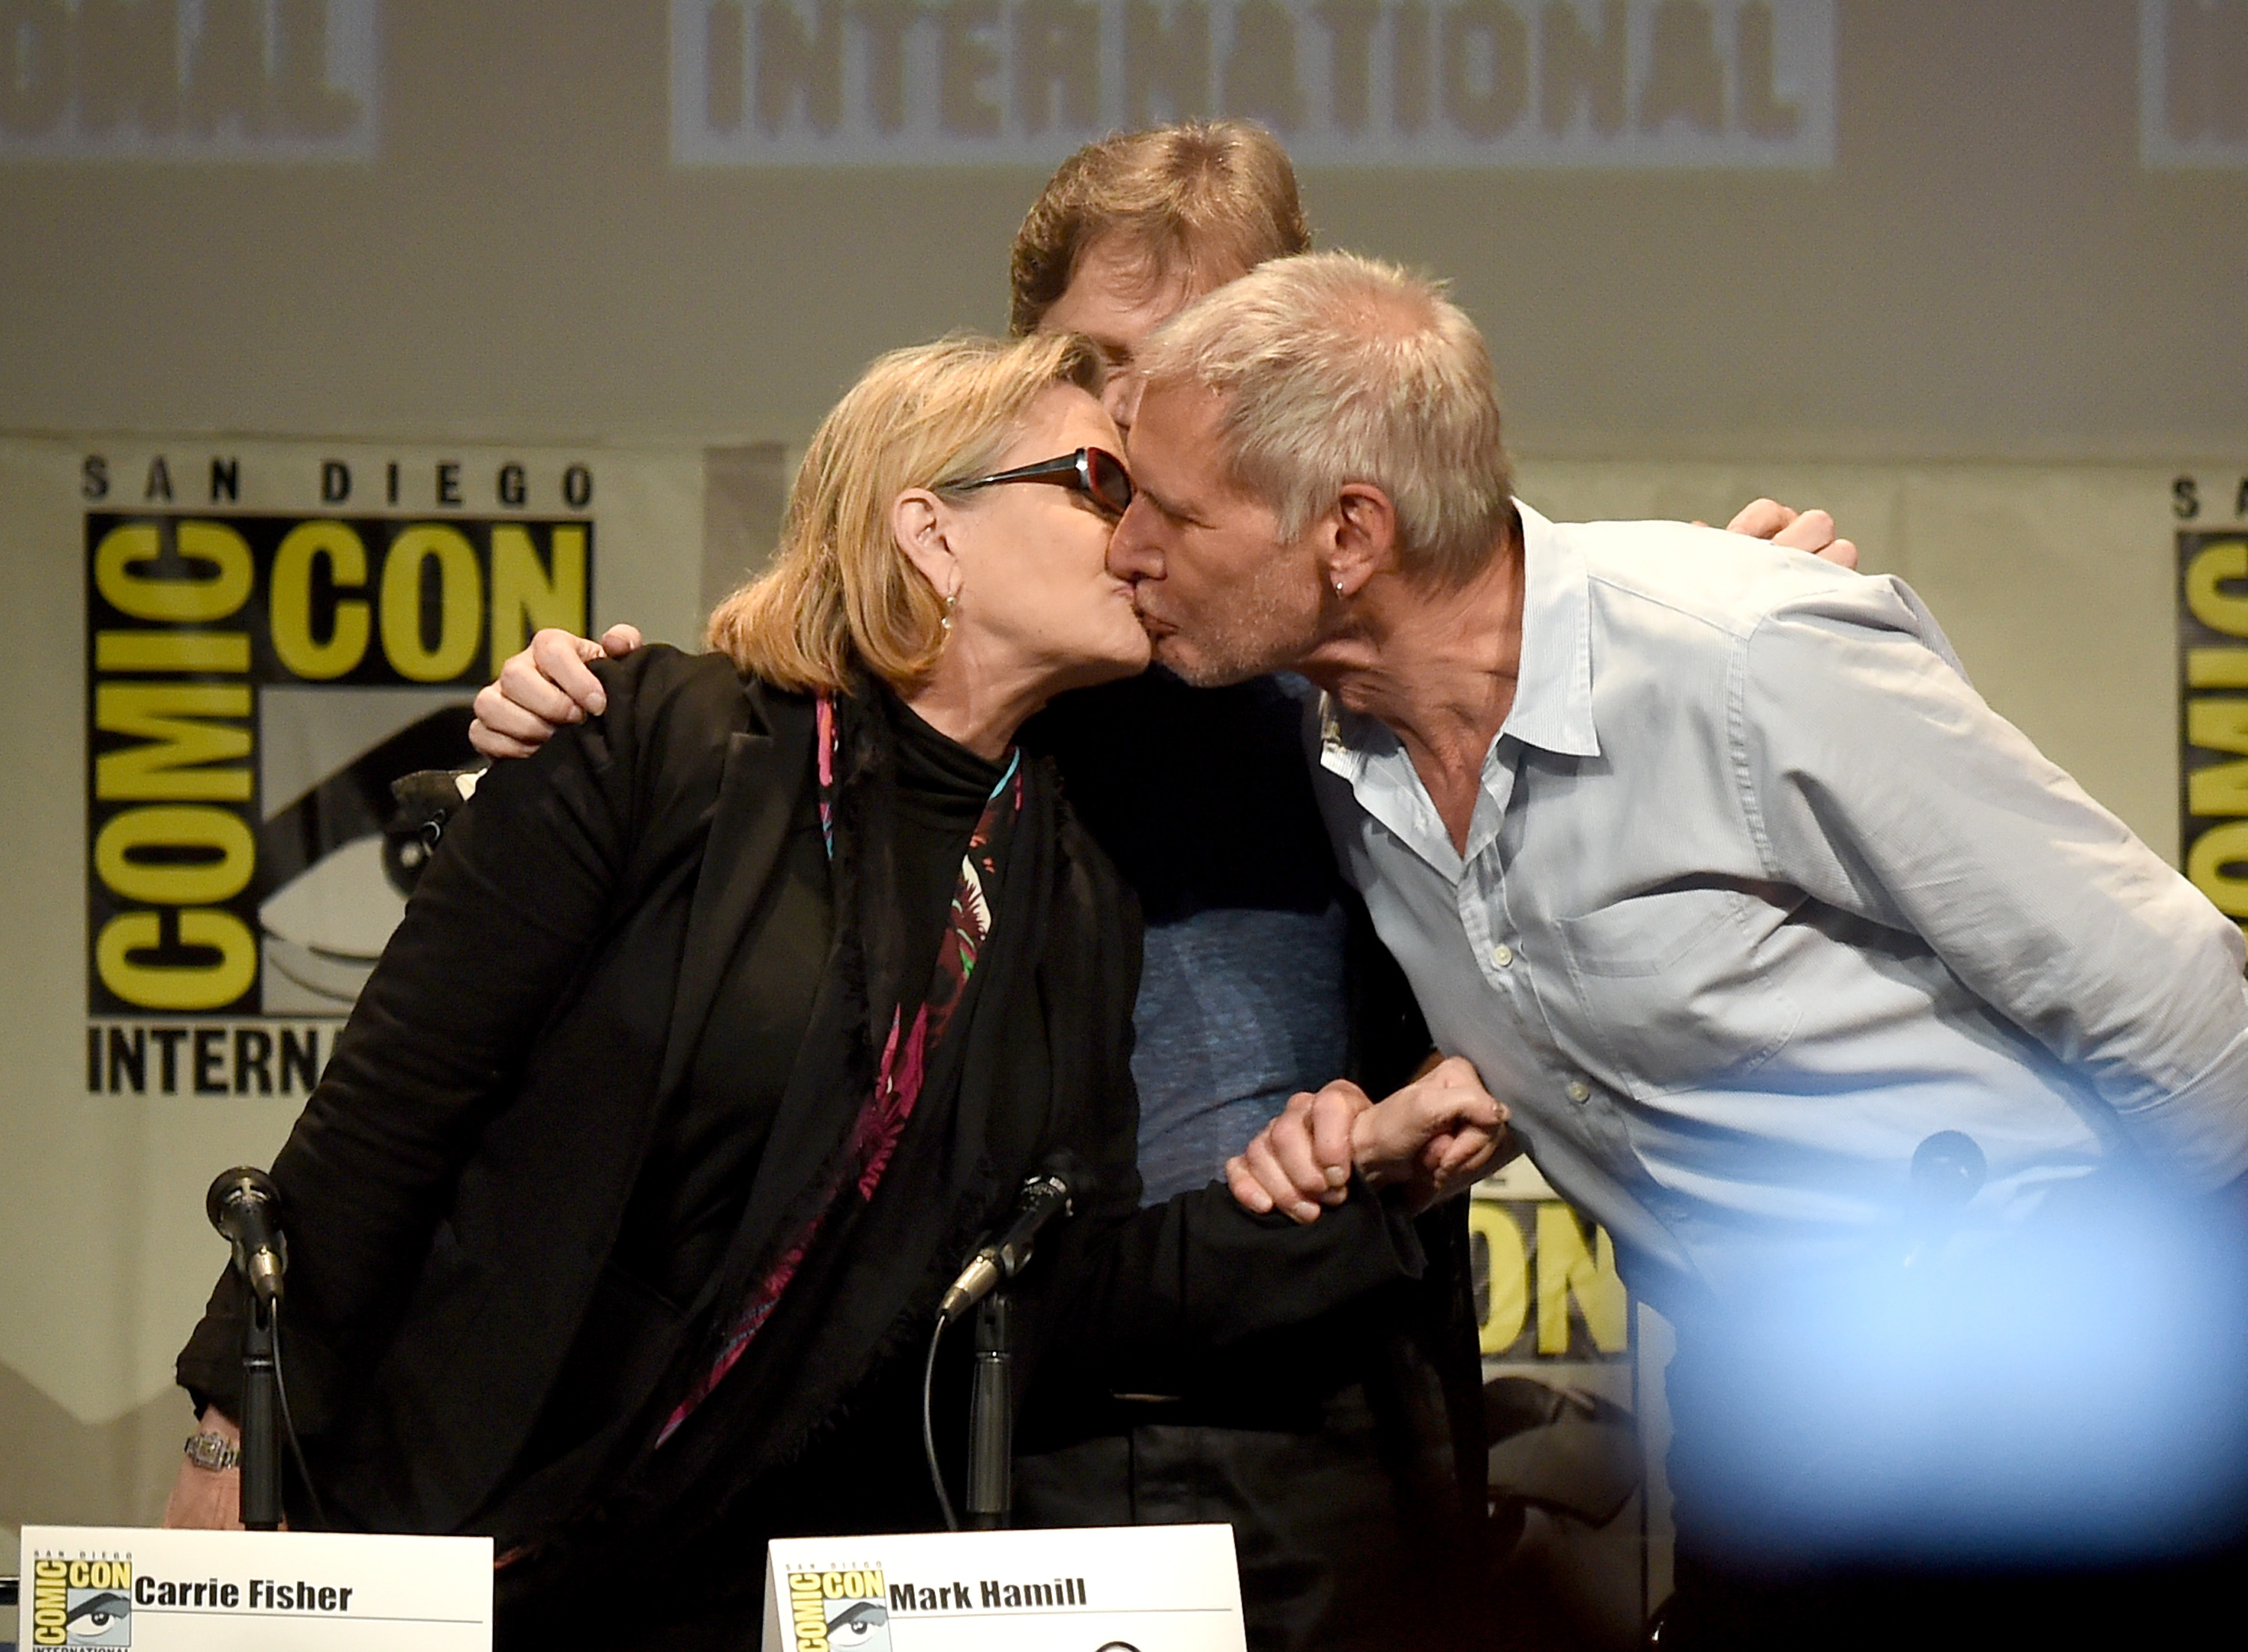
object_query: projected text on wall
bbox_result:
[672,0,1834,168]
[0,0,378,162]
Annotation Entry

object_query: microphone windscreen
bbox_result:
[205,1166,280,1233]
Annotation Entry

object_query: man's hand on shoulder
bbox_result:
[1225,1056,1510,1223]
[1715,498,1858,570]
[469,623,644,760]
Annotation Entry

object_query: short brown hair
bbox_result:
[1008,121,1311,336]
[1137,252,1514,587]
[708,331,1104,694]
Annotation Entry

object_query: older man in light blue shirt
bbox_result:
[1107,246,2248,1630]
[1302,498,2248,1303]
[1108,249,2248,1311]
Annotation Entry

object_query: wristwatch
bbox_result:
[183,1431,241,1471]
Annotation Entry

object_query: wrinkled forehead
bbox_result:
[1121,378,1221,474]
[1125,379,1283,527]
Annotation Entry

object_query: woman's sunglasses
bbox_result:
[950,447,1135,519]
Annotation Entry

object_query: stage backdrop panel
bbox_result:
[1512,459,2216,865]
[0,435,707,1567]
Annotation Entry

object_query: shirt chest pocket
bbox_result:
[1551,885,1803,1100]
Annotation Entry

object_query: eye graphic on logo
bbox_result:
[826,1599,890,1650]
[65,1588,133,1646]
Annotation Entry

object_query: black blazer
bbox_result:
[180,647,1426,1539]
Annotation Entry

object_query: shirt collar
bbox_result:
[1500,500,1600,760]
[1314,499,1598,877]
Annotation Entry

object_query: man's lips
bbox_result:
[1127,586,1176,636]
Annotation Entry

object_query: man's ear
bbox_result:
[1324,482,1399,599]
[890,488,959,599]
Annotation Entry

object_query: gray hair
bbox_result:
[1134,251,1513,586]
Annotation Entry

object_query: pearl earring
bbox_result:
[941,588,958,633]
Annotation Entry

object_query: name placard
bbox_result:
[762,1524,1244,1651]
[19,1526,492,1651]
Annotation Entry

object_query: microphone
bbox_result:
[1909,1131,1986,1212]
[939,1161,1079,1325]
[207,1167,288,1307]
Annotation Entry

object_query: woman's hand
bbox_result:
[468,624,644,759]
[163,1410,245,1531]
[1226,1056,1509,1222]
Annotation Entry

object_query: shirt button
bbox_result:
[1490,943,1514,969]
[1565,1079,1591,1104]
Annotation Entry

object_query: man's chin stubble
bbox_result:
[1152,636,1260,689]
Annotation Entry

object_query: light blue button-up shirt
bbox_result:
[1308,503,2248,1306]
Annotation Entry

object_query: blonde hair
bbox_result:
[708,331,1103,692]
[1134,252,1513,587]
[1009,121,1311,336]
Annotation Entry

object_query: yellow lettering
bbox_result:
[1536,1202,1628,1354]
[96,908,258,1011]
[95,805,256,905]
[2190,648,2248,689]
[489,524,587,671]
[2187,820,2248,919]
[271,520,372,680]
[2189,700,2248,816]
[33,1558,67,1646]
[2186,540,2248,638]
[1467,1199,1529,1352]
[96,630,251,672]
[94,683,253,801]
[381,525,483,682]
[95,520,254,622]
[789,1569,830,1652]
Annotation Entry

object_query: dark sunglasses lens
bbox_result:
[1084,450,1134,514]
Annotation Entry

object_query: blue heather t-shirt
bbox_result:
[1025,670,1352,1203]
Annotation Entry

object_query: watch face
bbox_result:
[187,1433,238,1470]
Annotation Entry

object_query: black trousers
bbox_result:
[1014,1383,1480,1652]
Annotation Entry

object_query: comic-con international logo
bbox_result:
[30,1557,133,1648]
[85,496,592,1094]
[785,1567,890,1651]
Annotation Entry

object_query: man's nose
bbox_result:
[1107,500,1164,581]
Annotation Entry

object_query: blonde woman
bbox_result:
[166,332,1436,1648]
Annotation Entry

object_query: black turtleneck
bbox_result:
[610,689,1002,1314]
